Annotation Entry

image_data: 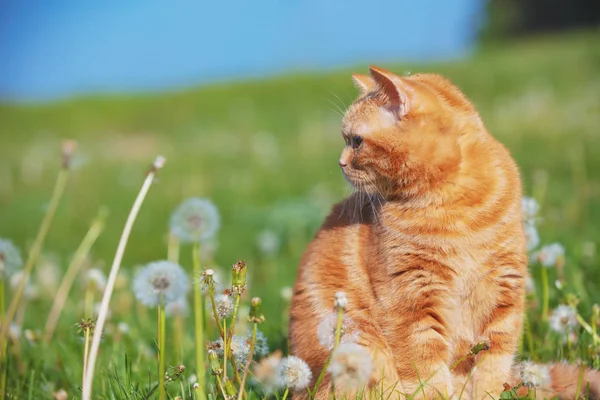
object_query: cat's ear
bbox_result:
[351,73,375,96]
[369,65,410,117]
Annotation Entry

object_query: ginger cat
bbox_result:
[290,66,600,399]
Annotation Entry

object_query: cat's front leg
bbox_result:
[471,267,525,399]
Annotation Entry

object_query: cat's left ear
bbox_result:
[351,73,375,96]
[369,65,412,118]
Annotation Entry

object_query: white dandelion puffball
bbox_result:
[133,261,189,307]
[215,294,234,319]
[256,230,280,256]
[276,356,312,390]
[165,296,190,317]
[252,351,282,394]
[85,268,107,292]
[549,305,578,334]
[520,361,551,388]
[521,196,539,225]
[169,198,220,243]
[334,291,348,310]
[252,330,269,358]
[523,223,540,252]
[280,286,293,301]
[213,335,251,367]
[327,343,373,392]
[317,312,359,350]
[0,238,23,279]
[533,243,565,268]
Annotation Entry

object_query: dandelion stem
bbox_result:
[227,294,241,346]
[167,235,183,362]
[281,387,290,400]
[82,155,165,400]
[237,322,258,400]
[0,280,7,400]
[192,242,206,398]
[215,376,228,400]
[43,208,108,342]
[540,267,549,321]
[223,318,228,378]
[574,311,600,343]
[208,287,224,337]
[158,301,166,400]
[524,314,536,360]
[82,327,91,380]
[312,308,344,394]
[0,167,70,349]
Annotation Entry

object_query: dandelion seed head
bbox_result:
[257,230,280,256]
[334,291,348,310]
[520,361,551,388]
[276,356,312,390]
[212,335,251,367]
[522,196,540,225]
[549,304,578,334]
[0,238,23,279]
[117,322,130,334]
[327,343,373,392]
[169,198,220,243]
[9,270,38,299]
[215,294,234,319]
[317,312,359,350]
[253,330,269,358]
[280,286,293,301]
[525,274,536,295]
[85,268,107,292]
[165,296,189,317]
[252,350,282,394]
[523,223,540,252]
[533,243,565,268]
[132,261,189,307]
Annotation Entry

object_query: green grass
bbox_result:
[0,29,599,398]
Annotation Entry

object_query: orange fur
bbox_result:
[289,67,599,399]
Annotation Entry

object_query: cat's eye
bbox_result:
[352,135,363,149]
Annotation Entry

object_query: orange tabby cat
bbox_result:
[290,66,600,399]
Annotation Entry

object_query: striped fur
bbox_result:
[289,67,599,399]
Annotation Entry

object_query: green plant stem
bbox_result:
[0,168,70,349]
[192,242,206,399]
[43,208,108,342]
[0,281,6,400]
[524,314,536,360]
[82,327,91,380]
[237,323,257,400]
[281,387,290,400]
[226,294,241,346]
[215,376,227,400]
[223,318,228,378]
[208,289,224,336]
[158,303,166,400]
[312,308,343,395]
[540,267,549,321]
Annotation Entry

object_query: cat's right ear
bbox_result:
[369,65,411,118]
[351,74,375,96]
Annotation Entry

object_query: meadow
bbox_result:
[0,29,599,398]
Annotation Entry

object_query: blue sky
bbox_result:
[0,0,483,102]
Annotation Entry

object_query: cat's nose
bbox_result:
[338,159,347,168]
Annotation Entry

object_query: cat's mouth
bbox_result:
[342,169,378,194]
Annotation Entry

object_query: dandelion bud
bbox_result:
[208,349,222,376]
[224,378,237,398]
[61,140,77,169]
[165,364,185,383]
[231,260,247,294]
[249,297,265,324]
[334,292,348,310]
[470,339,490,355]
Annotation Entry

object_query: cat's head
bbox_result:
[340,66,480,200]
